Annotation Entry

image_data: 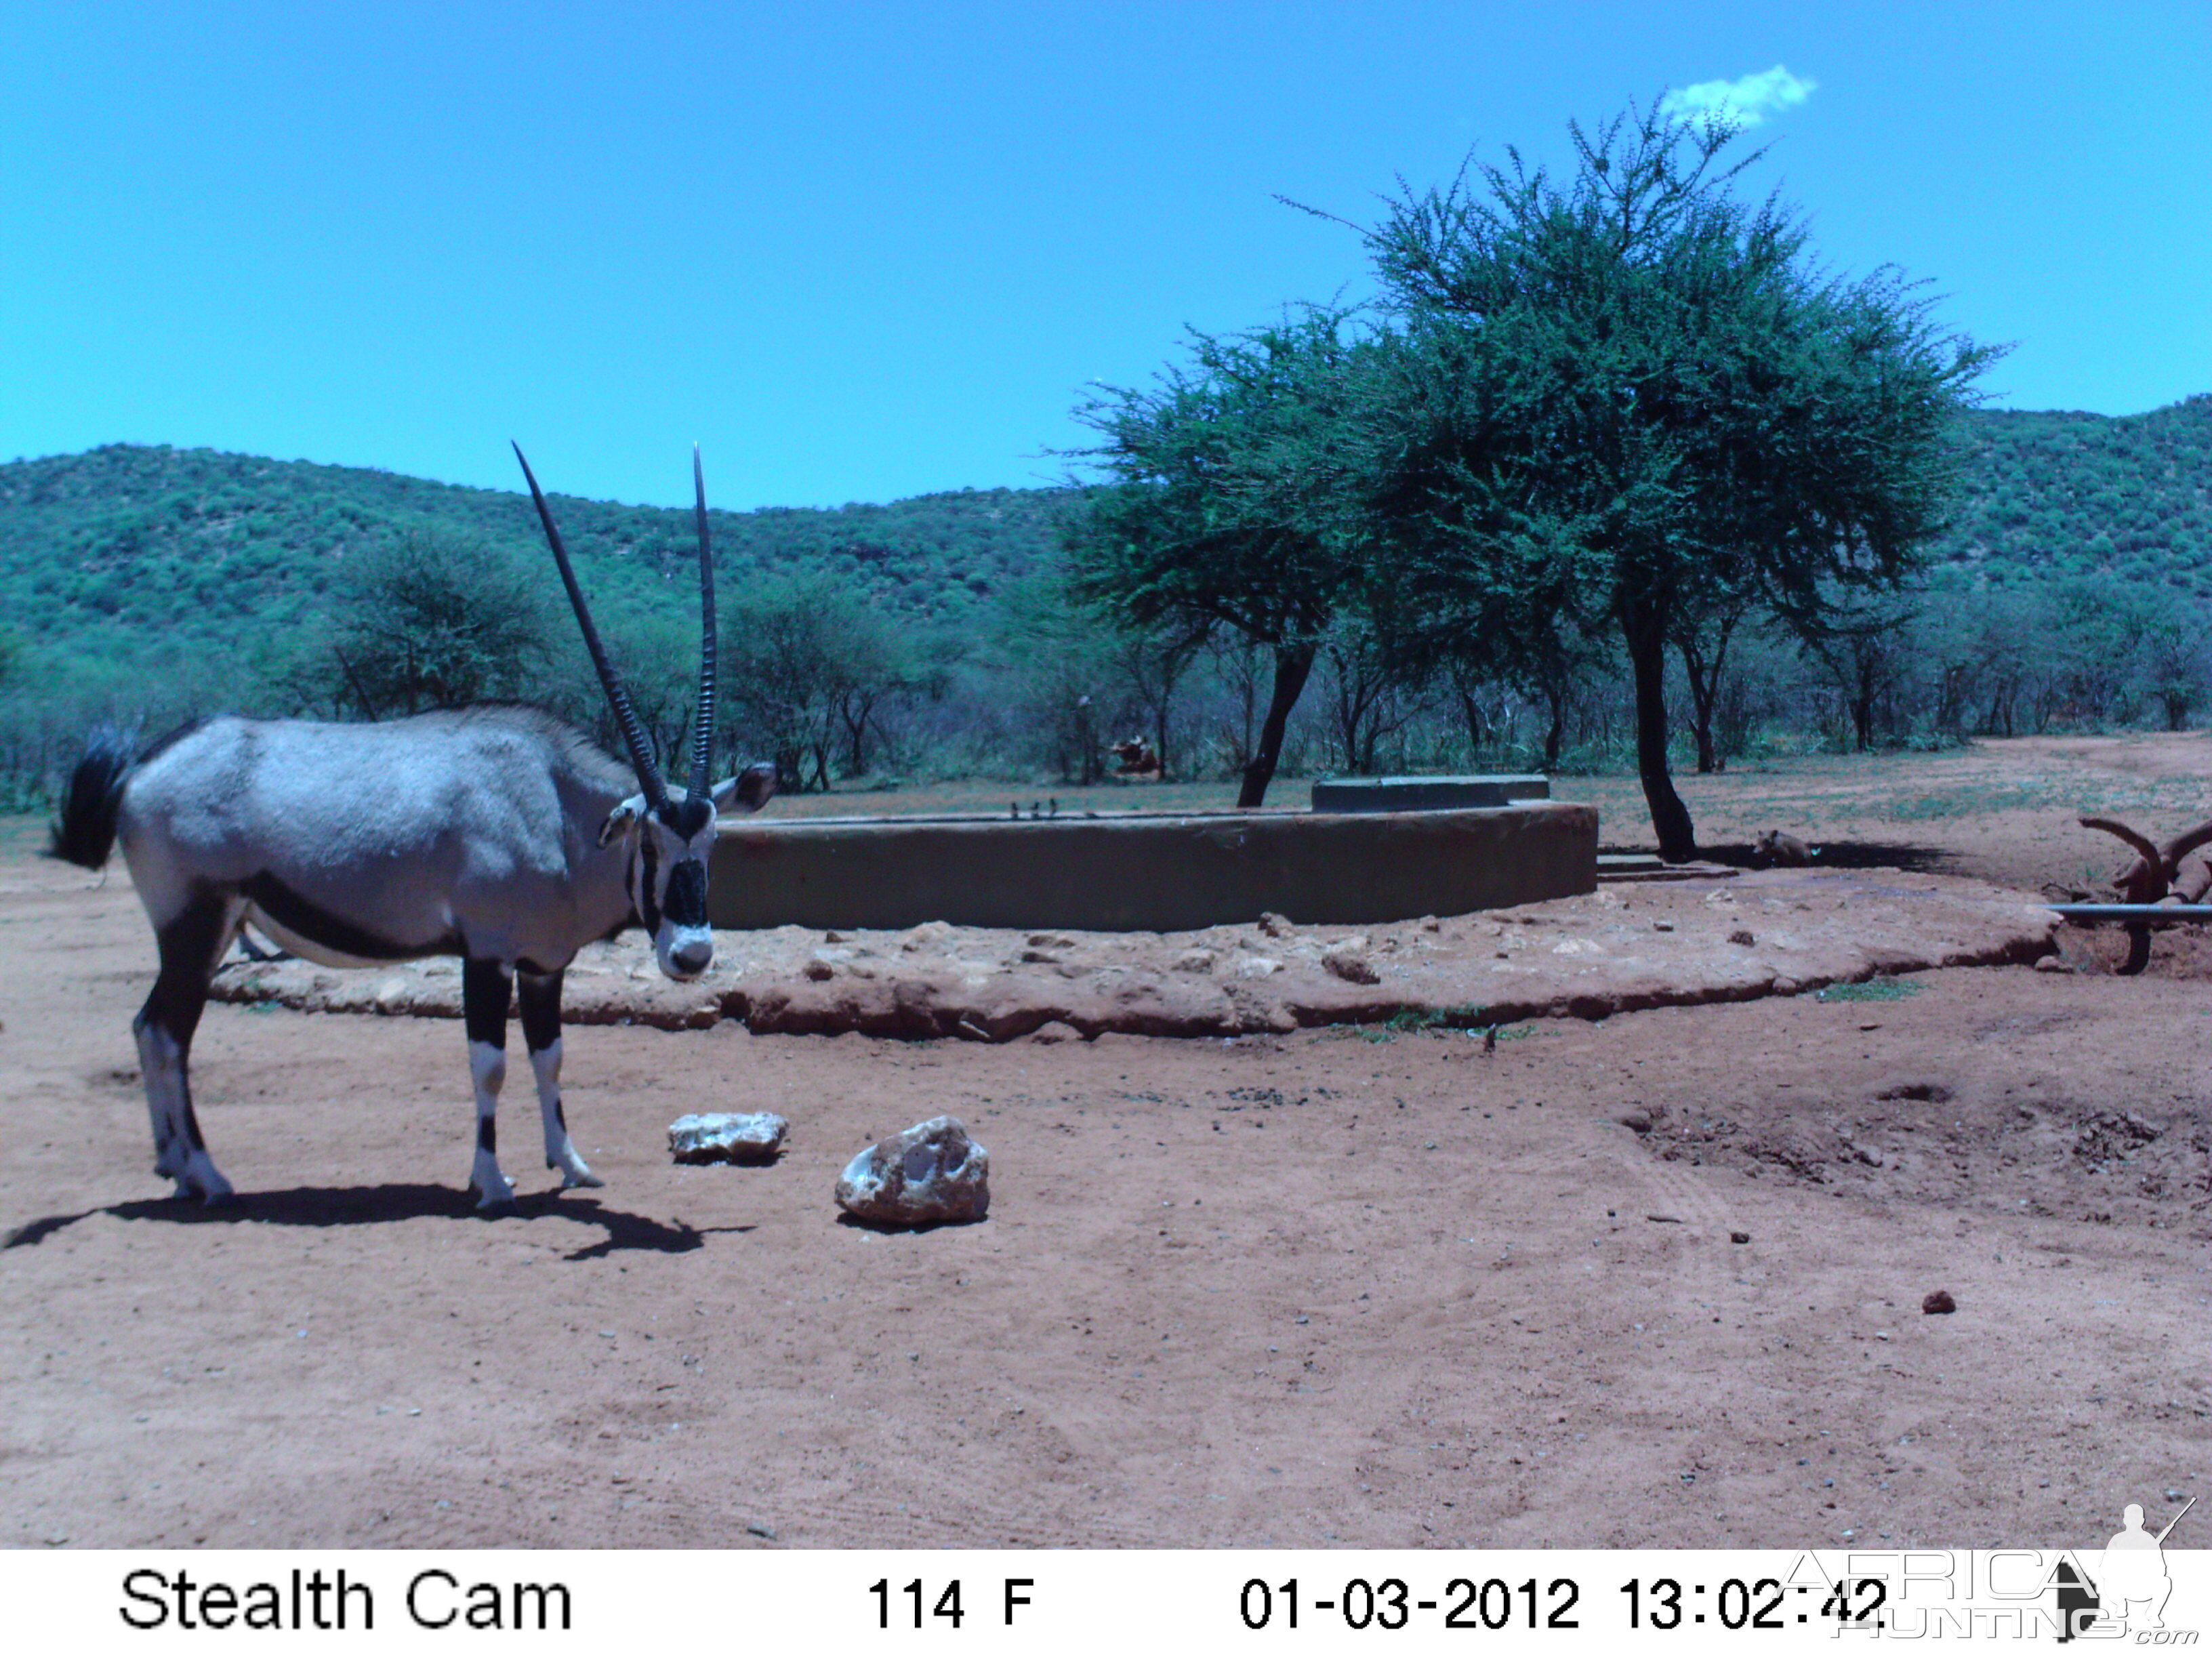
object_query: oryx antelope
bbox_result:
[47,445,774,1208]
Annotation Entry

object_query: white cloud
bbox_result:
[1659,65,1818,130]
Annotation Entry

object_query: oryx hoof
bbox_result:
[178,1167,235,1204]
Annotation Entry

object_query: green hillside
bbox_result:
[6,396,2208,674]
[0,444,1073,669]
[1937,394,2212,592]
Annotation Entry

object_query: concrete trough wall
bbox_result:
[712,800,1598,933]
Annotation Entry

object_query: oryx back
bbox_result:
[117,708,635,972]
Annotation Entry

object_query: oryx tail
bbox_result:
[48,726,138,870]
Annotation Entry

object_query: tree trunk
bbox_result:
[1625,617,1696,861]
[1456,686,1488,757]
[1237,642,1317,808]
[1678,638,1719,774]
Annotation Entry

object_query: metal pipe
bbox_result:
[2045,904,2212,922]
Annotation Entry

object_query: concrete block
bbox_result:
[1311,775,1550,812]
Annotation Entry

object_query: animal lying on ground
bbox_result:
[46,445,775,1208]
[1750,830,1813,868]
[1109,737,1163,780]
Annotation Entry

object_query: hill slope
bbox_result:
[0,445,1073,671]
[1939,394,2212,592]
[4,394,2209,679]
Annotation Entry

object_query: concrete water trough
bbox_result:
[710,791,1598,933]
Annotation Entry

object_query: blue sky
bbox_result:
[5,2,2207,512]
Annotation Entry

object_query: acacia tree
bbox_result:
[1353,104,2000,857]
[1064,308,1372,806]
[721,571,912,791]
[333,533,551,714]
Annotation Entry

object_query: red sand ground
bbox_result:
[3,735,2207,1549]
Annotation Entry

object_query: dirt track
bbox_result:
[3,736,2209,1549]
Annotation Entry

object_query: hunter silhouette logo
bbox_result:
[2059,1494,2196,1640]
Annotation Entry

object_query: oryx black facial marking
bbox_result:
[47,447,775,1210]
[636,835,661,936]
[663,857,708,928]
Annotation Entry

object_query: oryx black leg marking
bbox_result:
[519,967,599,1189]
[462,956,517,1208]
[134,889,242,1202]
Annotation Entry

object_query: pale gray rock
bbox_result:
[836,1115,989,1225]
[668,1112,789,1164]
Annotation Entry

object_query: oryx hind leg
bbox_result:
[134,888,244,1202]
[462,957,519,1211]
[519,968,600,1189]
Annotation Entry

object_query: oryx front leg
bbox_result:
[134,890,241,1203]
[461,957,519,1210]
[520,968,599,1189]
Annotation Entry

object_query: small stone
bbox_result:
[1234,956,1282,979]
[803,957,836,981]
[836,1115,989,1226]
[1419,916,1440,933]
[1172,948,1217,974]
[1615,1109,1652,1133]
[1322,947,1380,985]
[824,930,851,943]
[1771,976,1800,996]
[1027,933,1075,948]
[1258,912,1295,939]
[1855,1144,1885,1168]
[1019,948,1061,964]
[1728,928,1755,947]
[1922,1289,1957,1315]
[2034,956,2072,974]
[1730,1231,1750,1244]
[745,1521,777,1540]
[1652,920,1675,933]
[668,1112,790,1164]
[1027,1021,1084,1045]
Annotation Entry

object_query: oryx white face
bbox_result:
[602,764,776,981]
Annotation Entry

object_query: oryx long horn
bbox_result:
[514,443,668,810]
[688,445,716,800]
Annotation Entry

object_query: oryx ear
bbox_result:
[711,761,778,817]
[597,796,648,847]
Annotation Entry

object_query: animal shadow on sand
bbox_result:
[4,1185,746,1262]
[1702,838,1952,874]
